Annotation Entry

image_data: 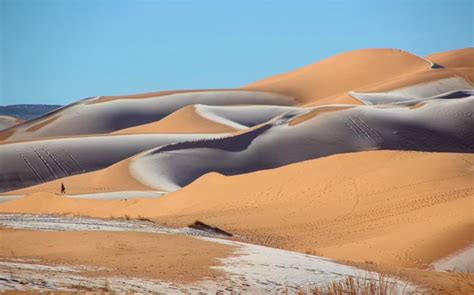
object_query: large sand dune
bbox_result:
[114,104,300,134]
[143,150,474,269]
[244,48,432,104]
[1,150,472,271]
[129,96,474,191]
[349,76,473,105]
[0,91,294,142]
[0,133,224,192]
[425,47,474,68]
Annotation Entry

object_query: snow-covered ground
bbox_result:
[0,213,417,293]
[432,244,474,273]
[64,190,166,200]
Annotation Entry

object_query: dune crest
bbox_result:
[425,47,474,68]
[244,48,432,104]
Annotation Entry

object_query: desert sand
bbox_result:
[2,150,472,270]
[0,228,234,282]
[244,48,432,105]
[425,47,474,68]
[1,47,473,293]
[0,115,23,131]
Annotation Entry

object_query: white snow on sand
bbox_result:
[194,104,303,130]
[0,195,23,204]
[0,214,417,294]
[350,76,473,105]
[432,244,474,273]
[130,96,474,192]
[64,190,166,200]
[5,91,295,142]
[0,133,225,192]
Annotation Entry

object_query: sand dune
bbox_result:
[244,48,431,105]
[0,115,23,131]
[1,91,294,142]
[129,96,474,191]
[113,105,237,134]
[114,104,300,134]
[348,67,473,100]
[0,133,224,192]
[425,47,474,68]
[145,150,474,268]
[1,150,472,270]
[350,76,473,105]
[5,156,153,196]
[8,93,470,201]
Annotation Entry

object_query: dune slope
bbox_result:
[425,48,474,68]
[244,48,431,104]
[114,104,300,134]
[134,151,474,268]
[129,96,474,191]
[0,115,23,131]
[1,91,294,142]
[0,133,224,192]
[1,150,472,270]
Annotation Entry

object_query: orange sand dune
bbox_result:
[7,157,152,196]
[0,228,233,282]
[113,105,236,134]
[425,48,474,68]
[243,48,431,104]
[315,68,473,106]
[146,151,474,268]
[2,151,472,269]
[347,67,473,98]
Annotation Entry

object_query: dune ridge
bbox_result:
[425,48,474,68]
[0,91,294,142]
[129,96,473,191]
[244,48,432,104]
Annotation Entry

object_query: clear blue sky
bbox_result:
[1,0,473,105]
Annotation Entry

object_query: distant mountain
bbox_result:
[0,104,62,120]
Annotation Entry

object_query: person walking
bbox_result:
[60,183,66,194]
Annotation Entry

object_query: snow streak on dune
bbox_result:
[130,96,474,191]
[114,104,302,134]
[350,76,473,105]
[193,104,301,130]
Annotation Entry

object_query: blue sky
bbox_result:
[1,0,472,105]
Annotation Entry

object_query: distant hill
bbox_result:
[0,104,62,120]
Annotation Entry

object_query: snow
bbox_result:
[0,213,417,293]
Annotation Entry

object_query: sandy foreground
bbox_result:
[0,214,419,293]
[0,47,473,293]
[0,228,233,282]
